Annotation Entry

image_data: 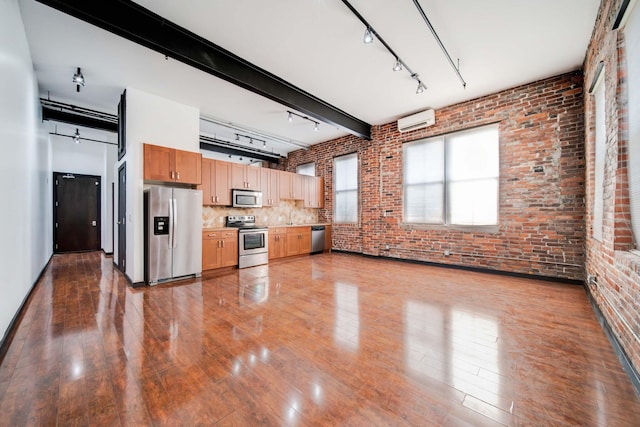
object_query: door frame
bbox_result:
[52,171,101,253]
[117,163,126,273]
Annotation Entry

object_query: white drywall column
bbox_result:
[116,87,199,283]
[0,0,52,341]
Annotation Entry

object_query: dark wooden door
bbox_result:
[118,163,126,273]
[53,172,100,252]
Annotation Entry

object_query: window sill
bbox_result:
[400,223,499,234]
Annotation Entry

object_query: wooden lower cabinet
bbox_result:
[286,226,311,256]
[268,227,288,260]
[202,229,238,270]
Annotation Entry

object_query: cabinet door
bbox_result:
[213,160,231,205]
[299,229,312,254]
[268,234,279,259]
[279,171,293,200]
[174,149,202,184]
[230,163,246,189]
[202,234,221,270]
[261,168,280,206]
[200,159,213,205]
[144,144,174,181]
[286,233,299,256]
[260,168,272,206]
[220,237,238,267]
[269,170,280,206]
[303,175,316,208]
[245,165,261,190]
[292,173,304,200]
[316,177,324,209]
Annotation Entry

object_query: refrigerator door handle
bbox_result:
[172,198,178,248]
[168,198,174,249]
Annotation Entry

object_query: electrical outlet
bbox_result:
[385,244,390,250]
[444,250,451,256]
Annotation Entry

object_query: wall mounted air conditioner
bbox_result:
[397,109,435,133]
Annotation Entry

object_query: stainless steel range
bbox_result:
[226,215,269,268]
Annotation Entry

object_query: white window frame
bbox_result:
[591,67,606,242]
[622,0,640,251]
[402,124,500,226]
[333,153,358,224]
[296,162,315,177]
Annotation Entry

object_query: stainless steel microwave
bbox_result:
[232,189,263,208]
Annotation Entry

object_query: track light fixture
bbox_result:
[341,1,429,95]
[235,133,265,147]
[72,67,84,92]
[287,110,320,132]
[412,74,427,94]
[363,27,374,44]
[73,128,81,143]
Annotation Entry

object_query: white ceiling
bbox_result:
[18,0,599,157]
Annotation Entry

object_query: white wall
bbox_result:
[0,0,52,341]
[51,129,117,253]
[115,87,199,283]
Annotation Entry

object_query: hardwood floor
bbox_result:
[0,252,639,426]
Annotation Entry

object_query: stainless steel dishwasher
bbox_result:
[311,225,325,254]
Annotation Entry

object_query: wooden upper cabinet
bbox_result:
[199,159,231,205]
[174,149,201,184]
[245,165,261,190]
[213,160,232,205]
[260,168,280,207]
[279,170,304,200]
[231,163,261,190]
[144,144,174,182]
[199,158,213,204]
[143,143,201,185]
[292,173,304,200]
[303,176,324,208]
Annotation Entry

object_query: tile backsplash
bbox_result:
[203,199,319,228]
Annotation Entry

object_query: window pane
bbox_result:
[448,178,498,225]
[334,154,358,223]
[335,190,357,223]
[404,183,444,223]
[297,162,315,176]
[402,124,499,226]
[335,154,357,191]
[404,138,444,184]
[447,126,499,181]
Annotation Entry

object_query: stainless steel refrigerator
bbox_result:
[144,186,202,285]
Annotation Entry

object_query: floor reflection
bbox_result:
[334,282,360,350]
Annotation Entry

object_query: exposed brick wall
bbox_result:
[584,0,640,374]
[286,71,586,281]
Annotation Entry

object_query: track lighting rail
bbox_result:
[340,0,417,78]
[411,0,467,89]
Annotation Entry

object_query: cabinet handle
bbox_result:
[208,234,215,237]
[211,196,215,203]
[170,171,174,179]
[221,240,225,248]
[215,196,219,203]
[176,172,180,180]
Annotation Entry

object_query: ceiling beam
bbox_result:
[42,107,118,132]
[35,0,372,140]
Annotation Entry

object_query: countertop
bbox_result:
[268,223,331,228]
[202,224,330,232]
